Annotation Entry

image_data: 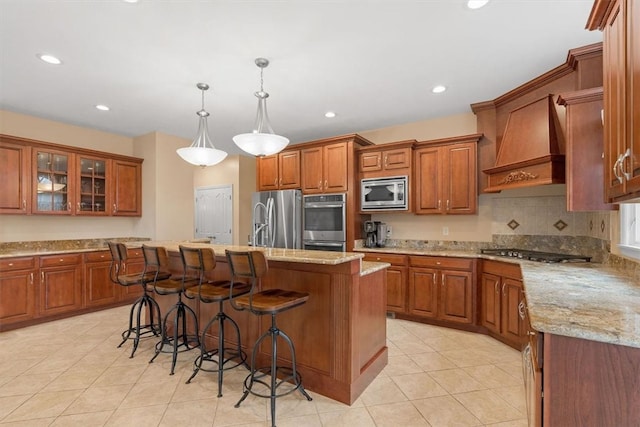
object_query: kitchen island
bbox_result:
[130,241,390,405]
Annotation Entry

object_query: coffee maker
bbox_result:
[363,220,388,248]
[364,220,377,248]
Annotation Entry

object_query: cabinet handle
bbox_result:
[318,180,322,189]
[432,272,436,283]
[22,200,26,210]
[279,178,282,186]
[41,271,44,283]
[446,200,450,211]
[384,156,388,167]
[30,272,34,285]
[122,262,127,273]
[113,203,117,214]
[437,200,441,210]
[620,148,632,181]
[614,154,625,183]
[324,180,328,189]
[274,178,277,186]
[501,283,506,296]
[67,202,71,211]
[77,202,81,211]
[441,273,445,286]
[494,281,499,294]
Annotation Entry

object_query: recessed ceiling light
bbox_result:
[324,111,336,118]
[38,54,62,65]
[122,0,139,3]
[95,104,110,111]
[432,85,447,94]
[467,0,489,9]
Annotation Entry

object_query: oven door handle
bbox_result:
[304,203,344,209]
[304,241,344,247]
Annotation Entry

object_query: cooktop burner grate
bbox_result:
[481,248,591,263]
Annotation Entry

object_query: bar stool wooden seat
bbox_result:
[225,250,312,427]
[108,241,167,358]
[182,246,251,396]
[146,244,200,375]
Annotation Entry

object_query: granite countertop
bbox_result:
[126,241,365,266]
[358,246,640,349]
[361,261,392,276]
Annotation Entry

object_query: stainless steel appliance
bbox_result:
[480,248,591,263]
[375,222,388,247]
[361,175,408,211]
[251,189,302,249]
[303,193,346,252]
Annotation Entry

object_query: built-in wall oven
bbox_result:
[303,193,346,252]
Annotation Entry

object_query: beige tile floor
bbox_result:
[0,306,528,426]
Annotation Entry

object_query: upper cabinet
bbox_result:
[588,0,640,202]
[0,134,143,217]
[414,134,481,215]
[0,138,30,214]
[301,141,349,194]
[256,150,300,191]
[112,159,142,216]
[358,140,414,179]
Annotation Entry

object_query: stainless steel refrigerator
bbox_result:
[251,189,302,249]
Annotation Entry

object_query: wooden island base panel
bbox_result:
[144,242,389,405]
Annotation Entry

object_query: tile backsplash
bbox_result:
[491,195,610,240]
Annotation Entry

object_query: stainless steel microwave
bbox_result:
[361,176,408,211]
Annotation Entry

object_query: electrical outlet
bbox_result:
[442,226,449,236]
[386,226,392,236]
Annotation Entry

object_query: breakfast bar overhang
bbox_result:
[136,242,390,405]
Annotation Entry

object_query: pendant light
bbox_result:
[233,58,289,156]
[177,83,228,167]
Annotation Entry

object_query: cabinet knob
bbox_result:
[59,258,64,262]
[8,263,13,266]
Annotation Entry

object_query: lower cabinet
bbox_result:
[408,256,476,325]
[84,250,118,308]
[481,260,527,349]
[0,257,37,326]
[39,254,83,317]
[363,253,408,313]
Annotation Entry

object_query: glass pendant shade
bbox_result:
[233,58,289,157]
[177,83,228,167]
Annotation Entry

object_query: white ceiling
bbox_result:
[0,0,602,155]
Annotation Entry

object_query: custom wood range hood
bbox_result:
[483,94,566,192]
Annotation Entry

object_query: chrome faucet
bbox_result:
[252,202,269,247]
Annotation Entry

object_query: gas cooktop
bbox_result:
[481,248,591,263]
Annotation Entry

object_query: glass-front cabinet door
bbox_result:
[34,149,73,214]
[77,156,108,215]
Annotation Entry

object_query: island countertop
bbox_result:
[358,247,640,349]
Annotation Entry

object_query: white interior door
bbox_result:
[194,185,232,244]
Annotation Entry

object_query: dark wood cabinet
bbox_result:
[38,254,83,316]
[0,257,37,326]
[112,159,142,216]
[414,136,480,215]
[589,0,640,202]
[408,256,475,325]
[358,141,414,179]
[83,250,118,308]
[301,142,348,194]
[0,134,143,217]
[0,139,30,214]
[480,260,527,349]
[256,150,301,191]
[558,88,614,211]
[363,253,408,313]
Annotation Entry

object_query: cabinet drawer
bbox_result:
[409,256,473,270]
[0,256,36,271]
[363,253,408,266]
[126,248,143,259]
[39,253,82,267]
[482,260,522,279]
[84,250,111,263]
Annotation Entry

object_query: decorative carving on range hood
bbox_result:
[483,94,565,192]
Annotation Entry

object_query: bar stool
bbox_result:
[147,244,200,375]
[107,242,166,358]
[225,250,312,427]
[182,247,251,396]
